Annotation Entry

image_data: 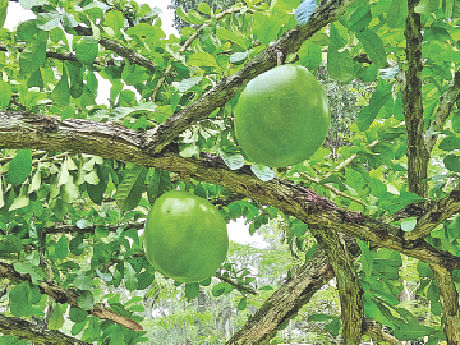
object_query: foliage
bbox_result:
[0,0,459,344]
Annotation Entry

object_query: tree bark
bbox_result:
[312,230,363,345]
[431,264,460,345]
[0,314,90,345]
[226,249,334,344]
[403,0,428,197]
[1,112,460,271]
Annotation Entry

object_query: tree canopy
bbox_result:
[0,0,459,344]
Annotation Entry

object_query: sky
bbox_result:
[4,0,270,249]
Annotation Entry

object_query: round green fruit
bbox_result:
[144,191,228,283]
[234,64,330,167]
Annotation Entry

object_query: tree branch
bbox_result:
[312,229,363,345]
[0,261,143,331]
[0,314,91,345]
[403,190,460,241]
[152,6,256,101]
[226,249,334,344]
[403,0,428,197]
[142,0,359,154]
[431,264,460,345]
[1,112,459,271]
[425,71,460,153]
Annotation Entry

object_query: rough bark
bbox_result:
[226,249,334,344]
[431,264,460,345]
[1,112,460,271]
[0,261,143,331]
[402,0,460,342]
[0,314,91,345]
[403,0,428,197]
[404,190,460,241]
[312,230,363,345]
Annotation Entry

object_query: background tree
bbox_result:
[0,0,460,344]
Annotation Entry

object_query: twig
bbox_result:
[152,6,255,101]
[0,261,143,331]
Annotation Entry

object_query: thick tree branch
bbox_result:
[226,249,393,345]
[226,249,334,344]
[0,314,90,345]
[142,0,358,154]
[0,261,143,331]
[312,230,363,345]
[431,264,460,345]
[403,0,428,197]
[403,190,460,241]
[1,112,459,271]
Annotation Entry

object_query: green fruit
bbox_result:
[144,191,228,283]
[234,64,330,167]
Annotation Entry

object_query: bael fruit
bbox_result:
[234,64,330,167]
[144,191,228,283]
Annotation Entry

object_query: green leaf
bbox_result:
[0,0,7,28]
[187,51,219,68]
[19,40,46,73]
[444,155,460,172]
[104,10,124,34]
[72,321,87,335]
[230,51,249,64]
[48,303,67,330]
[78,290,94,310]
[357,80,392,130]
[69,307,88,323]
[387,0,408,27]
[252,12,286,45]
[197,3,211,14]
[87,165,109,205]
[414,0,438,13]
[325,317,341,337]
[216,27,247,49]
[238,296,248,310]
[439,137,460,151]
[114,166,147,213]
[178,76,202,93]
[345,168,365,190]
[347,3,372,32]
[0,80,12,108]
[51,70,70,106]
[327,49,354,82]
[212,282,233,296]
[394,322,434,340]
[356,29,387,67]
[304,243,318,263]
[185,282,199,300]
[55,235,69,260]
[8,149,33,185]
[109,325,125,345]
[82,317,101,342]
[298,41,322,70]
[417,261,433,278]
[9,282,39,317]
[124,262,138,292]
[76,37,98,65]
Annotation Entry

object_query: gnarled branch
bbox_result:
[1,112,459,272]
